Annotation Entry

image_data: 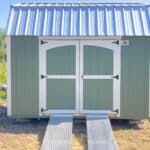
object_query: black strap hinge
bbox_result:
[112,40,120,45]
[41,40,48,45]
[112,74,119,80]
[41,74,48,79]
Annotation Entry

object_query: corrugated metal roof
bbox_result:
[5,3,150,36]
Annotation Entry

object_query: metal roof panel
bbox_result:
[6,3,150,36]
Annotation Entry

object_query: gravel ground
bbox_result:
[0,104,150,150]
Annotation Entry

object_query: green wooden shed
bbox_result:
[5,3,150,119]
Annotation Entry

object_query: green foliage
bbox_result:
[0,90,6,104]
[0,28,7,103]
[0,28,6,61]
[0,28,6,84]
[0,62,6,83]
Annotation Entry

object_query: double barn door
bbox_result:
[39,40,120,115]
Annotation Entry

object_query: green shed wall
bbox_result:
[11,36,39,118]
[120,37,150,119]
[10,36,150,119]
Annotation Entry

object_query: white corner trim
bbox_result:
[7,36,11,116]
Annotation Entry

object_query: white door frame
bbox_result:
[39,38,121,116]
[80,40,121,116]
[39,40,80,116]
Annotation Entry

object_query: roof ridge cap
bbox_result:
[12,2,149,7]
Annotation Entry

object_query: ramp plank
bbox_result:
[41,114,73,150]
[86,115,117,150]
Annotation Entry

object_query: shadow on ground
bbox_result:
[111,119,142,130]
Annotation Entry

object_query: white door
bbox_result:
[39,40,80,115]
[80,40,121,116]
[39,39,121,116]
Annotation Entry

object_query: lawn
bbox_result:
[0,104,150,150]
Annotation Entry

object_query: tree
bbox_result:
[0,28,6,61]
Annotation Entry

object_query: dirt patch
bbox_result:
[0,104,150,150]
[0,104,47,150]
[112,119,150,150]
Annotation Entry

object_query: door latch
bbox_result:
[41,74,48,79]
[112,75,119,80]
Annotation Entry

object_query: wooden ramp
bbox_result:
[86,115,118,150]
[41,114,73,150]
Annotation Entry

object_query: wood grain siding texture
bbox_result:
[84,45,113,75]
[146,38,150,118]
[46,46,75,75]
[83,45,113,110]
[11,36,39,118]
[84,79,113,110]
[47,79,75,110]
[121,37,149,119]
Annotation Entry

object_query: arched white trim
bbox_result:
[80,40,119,51]
[40,40,79,51]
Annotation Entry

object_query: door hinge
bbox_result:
[112,109,119,113]
[112,40,120,45]
[112,74,119,80]
[41,108,47,112]
[41,74,48,79]
[41,40,48,45]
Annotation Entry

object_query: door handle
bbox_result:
[112,75,119,80]
[41,74,48,79]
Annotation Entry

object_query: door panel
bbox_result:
[46,46,75,75]
[47,79,75,109]
[84,46,113,75]
[46,45,76,110]
[81,43,116,112]
[39,41,79,113]
[84,79,113,110]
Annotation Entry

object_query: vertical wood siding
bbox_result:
[46,46,75,75]
[121,37,149,119]
[10,37,150,119]
[47,79,75,109]
[84,46,113,75]
[83,45,113,110]
[84,79,113,110]
[46,46,76,110]
[11,36,39,118]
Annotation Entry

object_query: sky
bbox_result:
[0,0,150,30]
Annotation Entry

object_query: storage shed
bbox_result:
[5,3,150,119]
